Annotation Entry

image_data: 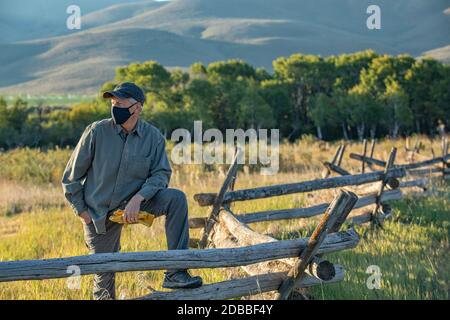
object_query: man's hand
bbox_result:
[79,211,92,225]
[124,194,145,223]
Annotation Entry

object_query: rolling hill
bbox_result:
[0,0,448,94]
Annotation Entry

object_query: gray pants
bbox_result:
[83,188,190,300]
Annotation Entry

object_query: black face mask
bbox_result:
[111,102,137,125]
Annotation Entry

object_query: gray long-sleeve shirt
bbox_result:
[61,117,172,234]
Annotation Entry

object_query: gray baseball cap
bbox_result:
[103,82,146,104]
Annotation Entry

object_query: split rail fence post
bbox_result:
[361,139,368,174]
[199,148,241,248]
[276,190,358,300]
[371,147,397,226]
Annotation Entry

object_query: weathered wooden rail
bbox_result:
[190,148,408,233]
[348,136,449,175]
[193,167,406,207]
[0,229,358,282]
[189,189,402,228]
[137,267,346,300]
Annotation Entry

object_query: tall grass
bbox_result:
[0,147,70,185]
[309,182,449,300]
[0,134,445,185]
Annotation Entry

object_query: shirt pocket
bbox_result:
[127,155,151,180]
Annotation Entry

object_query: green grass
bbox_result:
[0,205,227,299]
[309,182,450,300]
[3,94,96,106]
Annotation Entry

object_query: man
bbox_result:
[61,82,203,300]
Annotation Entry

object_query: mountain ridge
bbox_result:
[1,0,448,94]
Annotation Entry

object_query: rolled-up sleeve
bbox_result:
[61,123,95,215]
[137,137,172,201]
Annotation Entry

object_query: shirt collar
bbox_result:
[113,118,142,137]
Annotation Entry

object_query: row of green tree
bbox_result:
[0,50,449,149]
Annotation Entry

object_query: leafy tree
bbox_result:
[429,65,450,132]
[0,98,30,148]
[237,79,274,130]
[273,54,335,141]
[207,59,256,79]
[189,62,207,78]
[67,101,110,136]
[382,78,413,138]
[115,61,172,93]
[405,58,447,134]
[329,50,378,91]
[40,109,75,147]
[259,79,292,138]
[359,54,415,97]
[310,93,336,140]
[346,85,385,140]
[206,74,246,131]
[184,78,217,128]
[0,97,10,149]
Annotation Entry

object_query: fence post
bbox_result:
[371,147,397,226]
[276,189,358,300]
[322,145,342,178]
[199,148,241,248]
[368,139,376,170]
[441,137,449,179]
[361,139,368,173]
[323,144,350,177]
[337,144,346,167]
[412,139,420,163]
[323,161,351,176]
